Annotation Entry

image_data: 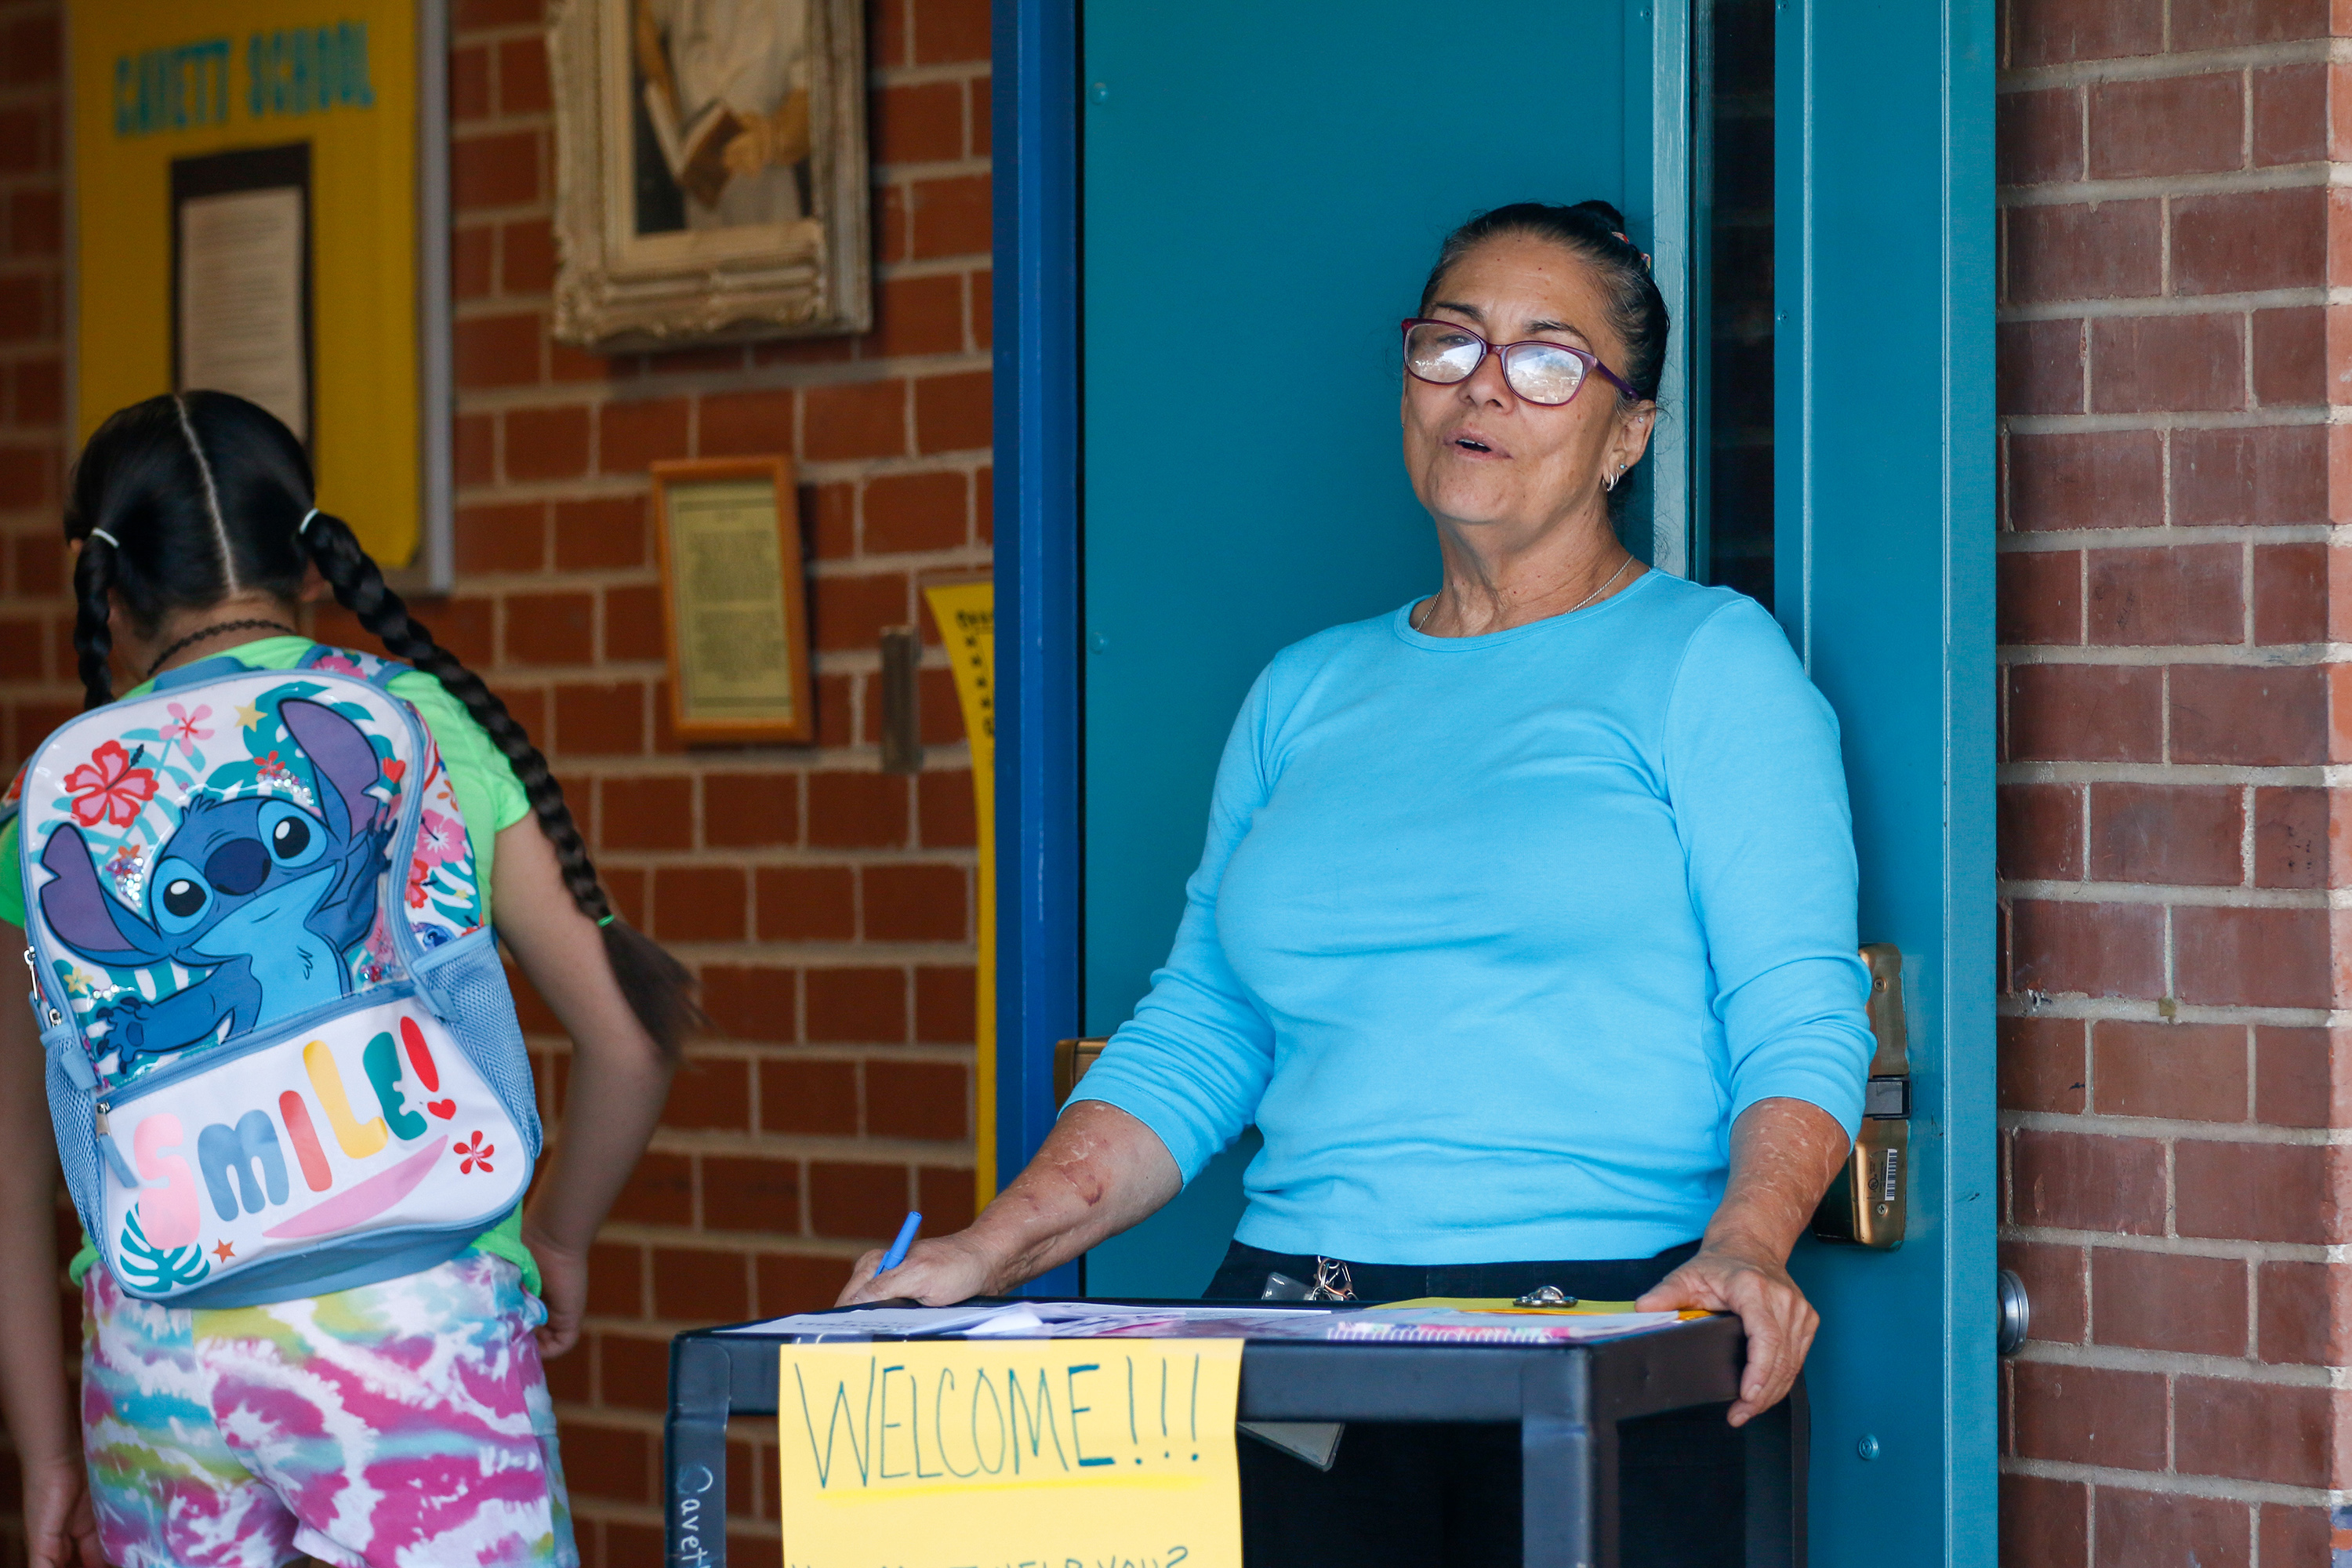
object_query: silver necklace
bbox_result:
[1412,553,1637,633]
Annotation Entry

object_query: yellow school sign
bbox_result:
[67,1,431,568]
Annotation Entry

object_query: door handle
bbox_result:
[1809,943,1909,1250]
[1997,1268,2030,1356]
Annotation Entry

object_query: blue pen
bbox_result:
[879,1210,923,1273]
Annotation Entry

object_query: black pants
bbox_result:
[1205,1240,1744,1568]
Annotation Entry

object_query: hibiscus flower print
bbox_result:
[313,652,368,679]
[64,742,156,829]
[416,808,465,869]
[256,751,293,786]
[159,702,212,754]
[454,1131,494,1174]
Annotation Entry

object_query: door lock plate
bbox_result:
[1812,944,1910,1250]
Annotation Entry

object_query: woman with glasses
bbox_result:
[840,200,1871,1566]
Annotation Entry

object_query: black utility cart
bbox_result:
[666,1301,1807,1568]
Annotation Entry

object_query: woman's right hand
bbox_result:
[20,1450,103,1568]
[837,1232,1001,1306]
[831,1102,1183,1309]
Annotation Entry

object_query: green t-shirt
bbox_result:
[1,637,543,1294]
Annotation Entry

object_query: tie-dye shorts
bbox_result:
[82,1250,579,1568]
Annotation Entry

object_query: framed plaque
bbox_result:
[651,456,814,743]
[172,142,314,447]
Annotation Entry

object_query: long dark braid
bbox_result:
[60,389,703,1057]
[297,509,706,1054]
[71,531,117,709]
[66,394,234,710]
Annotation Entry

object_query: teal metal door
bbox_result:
[1063,0,1993,1559]
[1080,0,1687,1294]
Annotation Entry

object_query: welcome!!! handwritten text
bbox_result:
[775,1340,1243,1568]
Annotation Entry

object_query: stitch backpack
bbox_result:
[5,646,539,1308]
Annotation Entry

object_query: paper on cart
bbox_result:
[721,1300,1333,1338]
[718,1305,1016,1337]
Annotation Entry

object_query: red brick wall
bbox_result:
[0,2,988,1563]
[0,7,79,1565]
[1998,2,2348,1561]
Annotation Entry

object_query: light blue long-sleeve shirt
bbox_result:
[1071,571,1875,1264]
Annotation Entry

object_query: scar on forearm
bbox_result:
[1042,1133,1112,1207]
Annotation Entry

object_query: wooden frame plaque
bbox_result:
[651,456,814,744]
[548,0,872,349]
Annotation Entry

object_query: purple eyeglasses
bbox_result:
[1400,318,1640,406]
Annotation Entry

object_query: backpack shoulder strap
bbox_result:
[148,653,250,693]
[298,644,412,691]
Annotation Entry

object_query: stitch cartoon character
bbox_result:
[37,699,394,1062]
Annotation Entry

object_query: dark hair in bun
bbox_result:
[1418,199,1671,402]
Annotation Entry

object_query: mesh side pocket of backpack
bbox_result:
[43,1051,101,1245]
[410,930,543,1156]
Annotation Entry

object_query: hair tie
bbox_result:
[597,913,617,927]
[296,507,321,536]
[87,528,120,548]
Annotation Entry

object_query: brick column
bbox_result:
[0,2,67,778]
[1999,2,2350,1562]
[0,0,71,1548]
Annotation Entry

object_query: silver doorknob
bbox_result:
[1997,1269,2030,1357]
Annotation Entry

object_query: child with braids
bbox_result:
[0,390,700,1568]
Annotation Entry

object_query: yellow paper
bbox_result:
[779,1339,1242,1568]
[923,581,996,1205]
[1383,1296,1639,1315]
[1380,1297,1714,1319]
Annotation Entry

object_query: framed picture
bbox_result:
[651,456,815,744]
[548,0,871,350]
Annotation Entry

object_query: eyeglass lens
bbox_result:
[1404,323,1588,405]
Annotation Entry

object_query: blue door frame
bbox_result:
[993,0,1994,1552]
[988,0,1083,1299]
[1767,3,1998,1563]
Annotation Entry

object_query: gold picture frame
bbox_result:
[651,456,815,744]
[547,0,873,349]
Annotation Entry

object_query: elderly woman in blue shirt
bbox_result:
[841,199,1874,1566]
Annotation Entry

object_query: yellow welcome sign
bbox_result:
[68,0,428,568]
[778,1339,1243,1568]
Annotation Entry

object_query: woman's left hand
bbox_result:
[1637,1097,1849,1425]
[1636,1239,1818,1425]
